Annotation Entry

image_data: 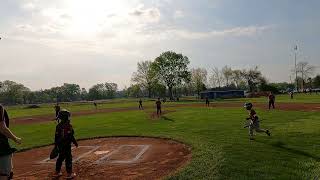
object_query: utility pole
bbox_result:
[294,45,298,92]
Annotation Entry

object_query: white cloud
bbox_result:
[164,25,274,40]
[173,10,184,19]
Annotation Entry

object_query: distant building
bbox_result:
[200,90,245,99]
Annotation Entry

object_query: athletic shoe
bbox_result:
[66,173,77,179]
[266,130,271,136]
[52,172,62,177]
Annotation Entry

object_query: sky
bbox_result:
[0,0,319,90]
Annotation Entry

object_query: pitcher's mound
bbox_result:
[13,137,192,179]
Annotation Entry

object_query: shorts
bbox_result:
[0,154,12,176]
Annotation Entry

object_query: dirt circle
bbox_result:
[13,137,192,180]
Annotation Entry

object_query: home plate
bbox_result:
[94,151,110,155]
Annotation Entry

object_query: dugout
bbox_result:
[200,90,245,99]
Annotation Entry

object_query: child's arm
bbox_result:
[54,125,61,146]
[71,128,78,147]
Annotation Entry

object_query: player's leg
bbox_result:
[272,101,275,109]
[0,154,12,180]
[65,149,75,178]
[249,125,254,140]
[55,150,66,175]
[254,122,271,136]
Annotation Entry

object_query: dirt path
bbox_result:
[12,102,320,125]
[13,137,191,180]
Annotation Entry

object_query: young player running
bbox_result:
[244,103,271,140]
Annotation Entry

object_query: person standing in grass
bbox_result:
[53,109,78,179]
[156,98,162,117]
[0,104,22,180]
[289,91,293,99]
[268,92,275,109]
[244,103,271,140]
[138,99,143,110]
[93,101,97,110]
[205,97,210,107]
[54,103,61,119]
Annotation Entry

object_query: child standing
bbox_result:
[138,99,143,110]
[53,110,78,179]
[156,98,162,117]
[244,103,271,140]
[205,97,210,107]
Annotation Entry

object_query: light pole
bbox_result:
[294,45,298,92]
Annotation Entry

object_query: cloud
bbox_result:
[129,4,161,23]
[165,25,274,40]
[173,10,184,19]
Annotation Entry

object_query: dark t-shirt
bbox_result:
[249,109,259,122]
[0,109,15,156]
[55,122,78,149]
[55,105,61,112]
[156,101,161,108]
[268,94,275,102]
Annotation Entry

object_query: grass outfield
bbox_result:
[223,93,320,104]
[5,93,320,119]
[10,106,320,179]
[6,99,201,119]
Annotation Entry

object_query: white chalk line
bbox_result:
[94,145,151,165]
[38,146,100,164]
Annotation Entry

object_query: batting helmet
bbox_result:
[244,102,253,110]
[57,109,71,121]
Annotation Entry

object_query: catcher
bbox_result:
[53,109,78,179]
[244,103,271,140]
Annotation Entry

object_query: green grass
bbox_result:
[5,93,319,119]
[5,99,202,118]
[10,106,320,179]
[223,93,320,104]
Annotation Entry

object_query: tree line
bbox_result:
[0,81,118,105]
[127,51,320,98]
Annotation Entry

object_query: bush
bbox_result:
[24,104,41,109]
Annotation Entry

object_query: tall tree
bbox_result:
[295,62,315,91]
[152,51,191,99]
[241,66,265,92]
[231,69,244,88]
[191,68,207,97]
[209,67,224,88]
[222,66,233,86]
[131,61,156,98]
[313,75,320,88]
[0,80,30,104]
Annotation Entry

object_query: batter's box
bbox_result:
[94,145,150,164]
[39,146,100,164]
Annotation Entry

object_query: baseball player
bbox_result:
[53,110,78,179]
[268,92,275,109]
[156,98,162,117]
[0,105,21,180]
[93,101,97,110]
[54,103,61,120]
[244,103,271,140]
[205,97,210,107]
[138,99,143,110]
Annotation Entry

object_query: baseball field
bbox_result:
[8,94,320,179]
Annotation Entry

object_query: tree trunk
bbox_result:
[168,86,173,100]
[148,86,151,98]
